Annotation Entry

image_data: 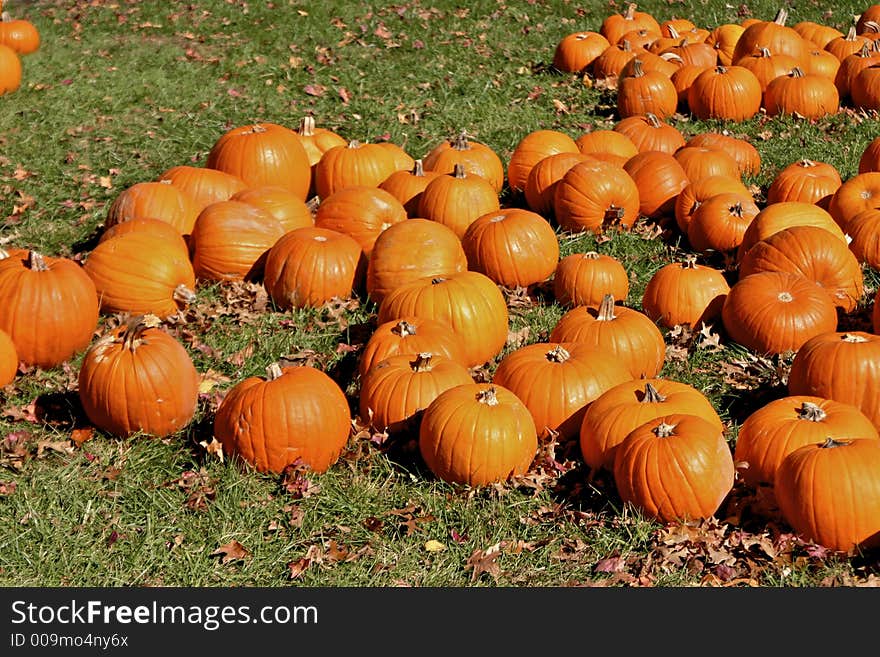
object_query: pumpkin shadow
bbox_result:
[33,390,90,429]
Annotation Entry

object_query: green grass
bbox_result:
[1,0,880,588]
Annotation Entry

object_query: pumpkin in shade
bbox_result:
[613,413,735,524]
[788,331,880,430]
[359,317,468,378]
[733,396,880,489]
[77,315,199,439]
[417,164,500,239]
[418,383,537,488]
[378,160,443,217]
[0,44,20,95]
[825,26,871,62]
[83,231,197,319]
[105,180,201,237]
[721,271,838,356]
[549,294,665,380]
[262,227,363,310]
[189,200,286,282]
[775,438,880,553]
[366,218,467,304]
[158,165,248,215]
[507,129,580,195]
[230,186,314,233]
[844,208,880,269]
[641,256,729,329]
[553,251,629,308]
[422,129,505,193]
[378,271,508,368]
[214,363,352,474]
[313,139,398,199]
[827,171,880,232]
[0,251,99,369]
[580,379,724,472]
[359,352,473,435]
[461,208,559,288]
[859,136,880,173]
[623,150,690,219]
[849,61,880,110]
[553,31,611,73]
[492,342,632,441]
[313,185,408,258]
[206,122,312,201]
[0,328,17,386]
[553,158,641,234]
[613,113,685,153]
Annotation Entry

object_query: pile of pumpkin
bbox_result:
[2,13,880,559]
[0,2,40,96]
[553,2,880,120]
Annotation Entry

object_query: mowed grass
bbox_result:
[1,0,879,587]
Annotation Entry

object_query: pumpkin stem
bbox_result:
[774,7,789,26]
[863,20,880,34]
[347,139,362,149]
[645,112,662,127]
[755,47,772,58]
[729,202,744,217]
[798,158,817,168]
[642,382,667,403]
[682,255,698,269]
[121,314,161,351]
[624,3,637,20]
[546,344,571,363]
[620,39,633,53]
[0,248,9,260]
[392,320,417,337]
[452,163,467,179]
[653,421,677,438]
[27,251,49,272]
[173,283,197,306]
[410,352,434,372]
[306,196,321,214]
[597,294,617,321]
[842,333,869,343]
[249,124,267,134]
[476,386,500,406]
[819,436,852,449]
[790,67,805,78]
[266,362,284,381]
[667,24,681,39]
[797,402,828,422]
[430,277,447,285]
[584,251,600,260]
[629,58,645,77]
[299,115,316,137]
[777,291,794,302]
[845,25,857,41]
[451,129,471,151]
[411,159,426,176]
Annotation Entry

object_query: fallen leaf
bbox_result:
[210,540,251,564]
[198,437,225,463]
[425,539,446,552]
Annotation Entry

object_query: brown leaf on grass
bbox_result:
[304,83,326,97]
[210,540,251,565]
[280,462,321,499]
[163,468,217,512]
[384,503,436,536]
[595,554,627,573]
[2,401,38,423]
[288,556,313,580]
[70,427,94,447]
[0,480,17,496]
[198,437,225,463]
[35,440,75,459]
[338,87,352,104]
[198,369,232,394]
[466,541,505,582]
[506,325,530,349]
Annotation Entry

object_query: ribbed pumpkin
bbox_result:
[850,62,880,110]
[706,23,746,65]
[359,352,473,434]
[613,113,685,153]
[775,438,880,553]
[674,175,751,235]
[859,136,880,173]
[549,294,665,379]
[417,164,500,239]
[366,218,467,304]
[764,67,840,118]
[506,129,580,195]
[553,31,612,73]
[737,201,846,261]
[0,251,99,369]
[83,231,197,319]
[733,47,800,92]
[592,39,645,80]
[673,145,741,184]
[721,270,838,356]
[418,383,537,487]
[574,129,639,163]
[671,63,713,108]
[553,158,641,234]
[844,208,880,268]
[422,130,505,193]
[0,328,17,387]
[294,115,347,195]
[731,7,809,64]
[0,44,21,95]
[106,180,201,237]
[788,331,880,430]
[734,396,880,489]
[359,317,468,378]
[461,208,559,288]
[600,3,662,46]
[378,159,443,217]
[524,151,593,216]
[613,413,735,524]
[766,159,842,208]
[641,256,730,329]
[313,185,408,258]
[686,191,759,254]
[313,139,398,199]
[833,42,880,100]
[0,15,39,54]
[377,271,508,368]
[230,186,314,233]
[793,21,842,49]
[553,251,630,308]
[580,379,724,472]
[189,200,286,282]
[214,363,352,475]
[687,65,763,121]
[78,316,199,439]
[686,132,762,177]
[99,217,189,256]
[492,342,632,441]
[738,225,864,313]
[206,122,311,201]
[157,165,248,215]
[262,227,363,310]
[623,150,690,219]
[825,26,872,62]
[827,171,880,232]
[616,58,679,119]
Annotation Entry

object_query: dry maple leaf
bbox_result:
[465,541,506,582]
[210,540,251,565]
[198,437,225,463]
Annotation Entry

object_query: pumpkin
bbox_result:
[858,5,880,34]
[553,251,630,308]
[507,129,580,195]
[706,23,746,65]
[524,151,593,216]
[214,363,352,474]
[359,352,473,435]
[859,136,880,173]
[377,271,509,368]
[788,331,880,430]
[612,413,735,524]
[375,141,415,173]
[553,31,612,73]
[206,122,311,201]
[189,200,286,282]
[824,26,872,62]
[850,62,880,110]
[827,171,880,232]
[157,165,248,215]
[575,129,639,162]
[98,218,189,258]
[313,139,398,199]
[416,163,500,239]
[763,67,840,118]
[793,21,843,49]
[844,208,880,268]
[686,191,759,254]
[674,175,751,235]
[775,438,880,553]
[671,63,712,108]
[660,37,717,69]
[734,396,880,489]
[721,270,838,356]
[262,227,363,310]
[295,115,347,196]
[0,328,18,386]
[641,256,730,329]
[766,159,842,208]
[359,316,468,378]
[687,65,763,121]
[106,180,201,237]
[592,39,645,80]
[378,159,443,217]
[77,315,200,439]
[0,43,21,95]
[686,132,761,177]
[616,58,679,119]
[0,251,99,369]
[313,185,408,258]
[613,113,685,153]
[422,129,505,193]
[549,294,665,380]
[492,342,632,441]
[618,27,661,50]
[623,150,690,219]
[0,14,39,54]
[366,218,467,304]
[461,208,559,289]
[230,186,314,233]
[581,379,724,472]
[737,201,846,261]
[600,3,662,46]
[738,225,864,313]
[553,158,641,234]
[673,145,741,183]
[834,41,880,100]
[733,47,800,92]
[803,47,841,79]
[418,383,537,487]
[731,7,809,65]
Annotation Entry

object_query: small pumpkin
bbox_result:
[553,251,630,308]
[422,129,505,193]
[553,158,641,234]
[613,113,686,153]
[106,180,201,237]
[553,31,612,73]
[507,129,580,195]
[313,185,408,258]
[416,164,500,239]
[641,256,730,329]
[230,186,315,233]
